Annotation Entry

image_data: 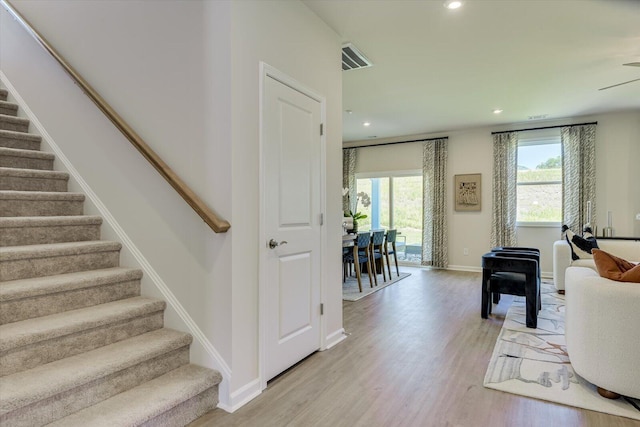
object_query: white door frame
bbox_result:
[258,62,327,391]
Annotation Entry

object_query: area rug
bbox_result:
[484,282,640,420]
[342,272,410,301]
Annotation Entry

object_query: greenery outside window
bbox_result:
[356,172,423,263]
[516,133,562,225]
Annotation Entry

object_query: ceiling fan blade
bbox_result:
[598,77,640,91]
[623,62,640,67]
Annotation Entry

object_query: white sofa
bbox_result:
[565,266,640,399]
[553,238,640,292]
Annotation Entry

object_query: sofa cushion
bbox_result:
[592,249,640,283]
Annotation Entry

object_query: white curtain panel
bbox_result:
[491,132,518,248]
[422,138,448,268]
[561,124,597,233]
[342,148,357,213]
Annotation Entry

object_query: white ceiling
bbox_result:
[302,0,640,142]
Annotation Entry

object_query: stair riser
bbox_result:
[0,175,68,192]
[139,386,218,427]
[1,311,164,376]
[1,250,120,281]
[0,90,7,101]
[0,346,190,427]
[0,136,41,151]
[0,199,84,217]
[1,279,141,324]
[1,223,100,246]
[0,105,18,116]
[0,118,28,133]
[0,155,53,171]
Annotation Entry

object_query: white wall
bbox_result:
[348,110,640,275]
[1,0,342,410]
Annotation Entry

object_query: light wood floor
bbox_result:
[190,268,640,427]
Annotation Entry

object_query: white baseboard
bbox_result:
[220,378,262,413]
[324,328,347,350]
[447,265,482,273]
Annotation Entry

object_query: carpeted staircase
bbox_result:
[0,87,222,426]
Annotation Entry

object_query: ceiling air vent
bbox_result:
[342,43,373,71]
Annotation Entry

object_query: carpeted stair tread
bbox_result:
[0,147,56,164]
[0,296,165,352]
[0,129,41,151]
[0,215,102,246]
[0,267,142,324]
[0,166,68,180]
[0,240,121,262]
[0,266,141,302]
[0,146,54,160]
[0,101,19,116]
[0,190,83,201]
[0,214,101,230]
[0,190,85,217]
[0,89,7,101]
[0,167,69,192]
[0,146,54,170]
[47,364,222,427]
[0,328,193,415]
[0,267,142,303]
[0,240,121,281]
[0,114,29,132]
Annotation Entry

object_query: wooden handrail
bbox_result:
[1,0,230,233]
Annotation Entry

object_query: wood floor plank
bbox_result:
[190,268,639,426]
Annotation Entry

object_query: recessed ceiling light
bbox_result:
[493,109,503,114]
[345,110,353,114]
[363,122,371,127]
[444,0,463,10]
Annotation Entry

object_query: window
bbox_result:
[516,133,562,224]
[356,173,423,263]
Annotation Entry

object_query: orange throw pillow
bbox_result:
[592,249,640,283]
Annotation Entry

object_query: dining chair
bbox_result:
[384,229,400,277]
[370,230,387,285]
[344,232,374,292]
[342,247,351,283]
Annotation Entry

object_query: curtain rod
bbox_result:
[491,121,597,135]
[342,136,448,150]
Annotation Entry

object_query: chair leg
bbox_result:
[379,248,387,282]
[353,259,363,292]
[343,261,346,283]
[368,247,378,287]
[492,292,500,304]
[365,251,374,288]
[385,248,392,278]
[481,282,490,319]
[392,243,399,275]
[525,278,538,328]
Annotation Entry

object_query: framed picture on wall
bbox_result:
[454,173,481,211]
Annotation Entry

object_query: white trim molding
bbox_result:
[223,378,262,413]
[324,328,348,350]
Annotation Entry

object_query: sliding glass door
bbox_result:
[356,173,422,264]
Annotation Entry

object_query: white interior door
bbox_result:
[262,73,322,382]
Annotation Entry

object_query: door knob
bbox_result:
[268,239,288,249]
